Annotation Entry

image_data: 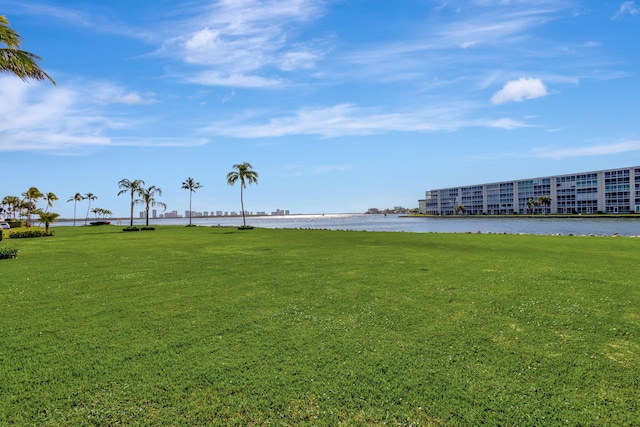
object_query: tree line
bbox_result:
[1,163,259,229]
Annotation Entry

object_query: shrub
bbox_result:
[6,220,23,228]
[0,247,19,259]
[122,227,140,232]
[141,227,155,231]
[9,230,54,239]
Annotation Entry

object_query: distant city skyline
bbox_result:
[2,1,640,218]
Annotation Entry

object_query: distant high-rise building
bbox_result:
[271,209,289,216]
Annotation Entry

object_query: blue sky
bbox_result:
[2,0,640,218]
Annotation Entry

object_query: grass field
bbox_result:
[1,226,638,426]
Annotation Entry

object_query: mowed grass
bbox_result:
[1,226,638,426]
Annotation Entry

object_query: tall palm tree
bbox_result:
[226,162,259,227]
[136,186,166,227]
[22,186,43,226]
[83,192,97,225]
[43,192,58,212]
[0,15,55,84]
[118,179,145,227]
[67,193,84,226]
[2,195,20,219]
[181,177,202,226]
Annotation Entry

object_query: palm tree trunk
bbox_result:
[73,202,77,226]
[85,201,91,226]
[189,192,193,225]
[130,193,134,227]
[240,185,246,227]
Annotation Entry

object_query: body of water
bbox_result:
[54,214,640,236]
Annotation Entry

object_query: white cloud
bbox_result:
[491,77,548,104]
[186,71,283,88]
[111,137,208,147]
[160,0,326,87]
[489,117,529,129]
[110,92,158,105]
[534,140,640,160]
[613,1,640,19]
[0,77,191,152]
[200,102,527,138]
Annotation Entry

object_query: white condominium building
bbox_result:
[419,166,640,215]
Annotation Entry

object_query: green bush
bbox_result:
[140,227,155,231]
[5,219,23,228]
[8,229,54,238]
[0,247,19,259]
[122,227,140,232]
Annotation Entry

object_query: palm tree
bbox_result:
[0,15,55,84]
[537,196,552,215]
[136,186,166,227]
[2,195,20,219]
[118,179,145,227]
[526,198,538,216]
[43,192,58,212]
[22,186,43,226]
[67,193,84,226]
[226,162,259,228]
[181,177,202,226]
[36,210,59,232]
[83,192,97,225]
[17,199,34,224]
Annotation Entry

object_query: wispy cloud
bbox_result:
[489,117,530,129]
[491,77,548,104]
[613,1,640,19]
[160,0,327,88]
[0,77,190,151]
[109,92,158,105]
[534,140,640,160]
[200,102,528,138]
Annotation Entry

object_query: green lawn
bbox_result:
[1,226,638,426]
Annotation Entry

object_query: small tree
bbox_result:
[526,198,537,216]
[181,177,203,226]
[226,162,259,228]
[36,210,59,232]
[43,192,58,212]
[2,196,20,219]
[136,186,166,227]
[67,193,84,226]
[118,179,145,227]
[538,196,552,214]
[22,187,43,226]
[83,193,97,225]
[454,205,466,215]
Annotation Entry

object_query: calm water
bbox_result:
[55,214,640,236]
